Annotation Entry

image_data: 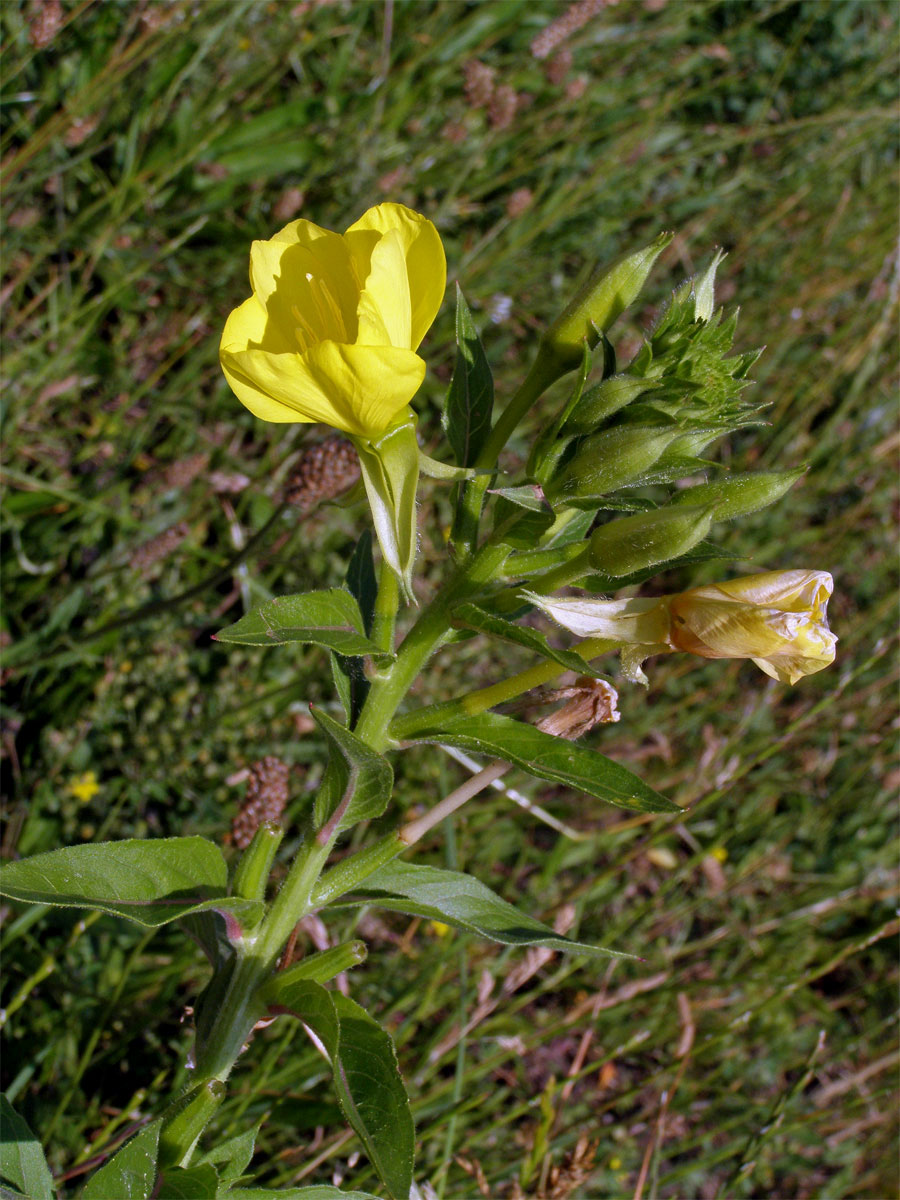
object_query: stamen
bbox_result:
[291,274,350,352]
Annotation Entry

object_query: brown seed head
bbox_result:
[284,435,361,511]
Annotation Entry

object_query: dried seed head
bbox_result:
[488,85,519,130]
[536,677,621,740]
[284,435,360,511]
[29,0,63,48]
[506,187,534,219]
[164,452,210,490]
[463,59,496,108]
[231,756,291,849]
[544,47,573,86]
[531,0,608,60]
[130,522,190,576]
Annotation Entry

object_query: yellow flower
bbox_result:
[528,569,837,685]
[68,771,100,804]
[219,202,446,440]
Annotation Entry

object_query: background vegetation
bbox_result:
[1,0,897,1195]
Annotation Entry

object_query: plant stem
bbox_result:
[190,838,332,1086]
[353,540,510,751]
[371,559,399,654]
[452,342,564,552]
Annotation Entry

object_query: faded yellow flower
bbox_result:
[219,202,446,440]
[666,570,837,684]
[527,569,837,685]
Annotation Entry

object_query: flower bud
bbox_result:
[231,821,284,903]
[667,570,836,684]
[589,503,717,577]
[543,232,673,369]
[563,374,654,434]
[670,468,804,521]
[548,425,679,504]
[693,248,725,322]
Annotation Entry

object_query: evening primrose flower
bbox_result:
[220,202,445,436]
[526,570,837,685]
[220,203,447,594]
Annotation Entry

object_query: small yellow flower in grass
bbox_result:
[68,771,100,804]
[427,920,451,938]
[527,569,836,685]
[710,846,728,863]
[220,202,446,594]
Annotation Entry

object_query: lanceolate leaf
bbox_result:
[154,1163,218,1198]
[409,711,677,814]
[443,284,494,467]
[0,1097,54,1200]
[274,980,414,1200]
[312,708,393,835]
[451,602,610,680]
[349,860,631,959]
[229,1188,380,1199]
[0,839,262,928]
[215,589,390,657]
[332,531,377,726]
[82,1120,161,1200]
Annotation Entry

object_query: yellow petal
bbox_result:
[220,341,425,438]
[669,598,795,659]
[356,227,412,348]
[345,203,446,349]
[709,570,833,613]
[250,222,360,348]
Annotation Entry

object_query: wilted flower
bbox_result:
[526,569,837,685]
[220,202,445,439]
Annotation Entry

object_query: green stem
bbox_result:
[452,342,564,552]
[190,837,331,1086]
[353,540,510,751]
[370,559,399,654]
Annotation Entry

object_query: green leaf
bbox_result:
[409,711,677,814]
[332,532,377,726]
[82,1120,161,1200]
[312,709,393,836]
[199,1125,258,1186]
[274,981,414,1200]
[0,839,262,929]
[0,1097,54,1200]
[451,603,610,681]
[443,284,494,467]
[489,484,552,514]
[215,590,389,657]
[156,1163,218,1198]
[228,1188,379,1199]
[352,860,630,959]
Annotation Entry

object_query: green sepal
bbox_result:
[589,503,718,576]
[352,416,420,603]
[417,449,488,481]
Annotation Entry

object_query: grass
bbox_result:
[1,0,898,1196]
